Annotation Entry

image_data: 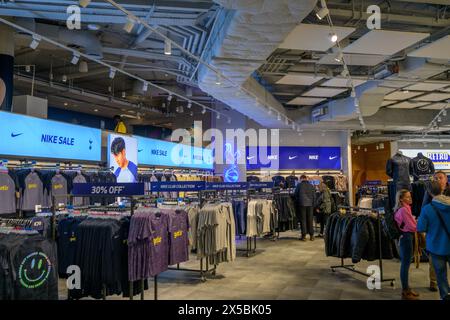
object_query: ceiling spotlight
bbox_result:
[71,52,80,65]
[94,108,98,112]
[350,88,356,98]
[123,17,136,33]
[292,123,296,130]
[268,108,272,115]
[330,33,338,43]
[29,34,41,50]
[64,102,68,106]
[277,113,281,121]
[25,65,31,73]
[442,109,447,117]
[62,74,67,83]
[164,39,172,55]
[315,6,329,20]
[376,145,379,150]
[402,90,409,94]
[438,116,442,122]
[177,105,184,113]
[79,60,88,73]
[215,74,222,85]
[364,148,367,152]
[201,107,206,114]
[354,98,359,107]
[216,113,221,120]
[142,81,148,92]
[79,0,91,8]
[341,67,349,77]
[334,52,343,62]
[227,118,231,124]
[109,68,116,79]
[87,24,100,31]
[190,111,194,117]
[122,91,126,98]
[187,101,192,109]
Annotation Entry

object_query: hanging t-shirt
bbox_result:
[168,210,190,265]
[148,213,170,276]
[20,172,44,211]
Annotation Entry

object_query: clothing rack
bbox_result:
[330,206,395,288]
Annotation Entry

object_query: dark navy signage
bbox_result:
[248,182,274,189]
[365,180,382,186]
[0,111,101,161]
[205,182,248,191]
[150,181,206,192]
[72,183,145,196]
[246,146,341,170]
[136,136,213,170]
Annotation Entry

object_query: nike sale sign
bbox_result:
[246,146,341,170]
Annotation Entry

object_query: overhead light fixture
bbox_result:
[109,68,116,79]
[123,17,136,33]
[267,108,272,115]
[164,39,172,55]
[354,98,359,107]
[443,109,447,117]
[315,0,329,20]
[94,108,98,112]
[439,142,443,148]
[438,116,442,122]
[87,24,100,31]
[25,65,31,73]
[350,88,356,98]
[341,67,349,77]
[79,0,91,8]
[364,148,367,152]
[330,33,338,43]
[64,102,68,106]
[187,101,192,109]
[190,111,194,117]
[78,60,88,73]
[357,145,361,150]
[216,113,221,120]
[277,113,281,121]
[62,74,67,83]
[29,34,41,50]
[292,123,296,130]
[215,74,222,85]
[334,52,343,62]
[402,90,409,94]
[142,81,148,92]
[71,52,80,65]
[227,118,231,124]
[201,107,206,114]
[122,91,126,98]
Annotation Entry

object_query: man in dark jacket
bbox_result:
[295,175,316,241]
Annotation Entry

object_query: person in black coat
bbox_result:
[295,175,316,241]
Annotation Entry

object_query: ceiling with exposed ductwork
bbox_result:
[0,0,449,144]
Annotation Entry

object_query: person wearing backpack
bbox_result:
[315,182,332,237]
[418,181,450,300]
[394,189,420,300]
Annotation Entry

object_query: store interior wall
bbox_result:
[351,141,391,205]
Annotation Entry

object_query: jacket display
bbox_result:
[294,180,316,207]
[386,153,411,188]
[273,194,296,232]
[409,153,435,181]
[324,212,399,263]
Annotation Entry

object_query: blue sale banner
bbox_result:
[0,111,101,161]
[136,136,213,170]
[150,181,206,192]
[246,146,341,170]
[72,183,145,196]
[205,182,248,190]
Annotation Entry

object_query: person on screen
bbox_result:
[111,137,137,183]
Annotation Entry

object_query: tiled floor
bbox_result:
[59,231,441,300]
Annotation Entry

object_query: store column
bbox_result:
[341,130,354,206]
[0,21,14,111]
[213,109,247,182]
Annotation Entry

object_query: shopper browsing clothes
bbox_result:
[418,181,450,301]
[315,182,332,238]
[394,189,420,300]
[421,171,449,292]
[295,175,316,241]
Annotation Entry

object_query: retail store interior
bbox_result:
[0,0,449,301]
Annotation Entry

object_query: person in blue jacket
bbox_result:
[418,180,450,300]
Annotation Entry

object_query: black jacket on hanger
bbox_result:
[409,153,435,181]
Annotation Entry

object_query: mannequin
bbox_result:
[409,152,435,181]
[286,170,298,188]
[386,152,411,189]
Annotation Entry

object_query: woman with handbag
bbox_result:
[418,181,450,300]
[394,189,420,300]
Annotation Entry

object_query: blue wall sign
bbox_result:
[248,182,274,189]
[72,183,145,196]
[0,111,101,161]
[205,182,248,190]
[136,136,213,170]
[246,146,341,170]
[150,181,206,192]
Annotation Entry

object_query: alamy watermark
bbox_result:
[366,265,381,290]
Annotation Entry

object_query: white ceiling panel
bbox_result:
[317,53,388,66]
[343,30,429,55]
[279,24,356,52]
[413,93,450,102]
[287,97,326,105]
[276,74,323,86]
[408,35,450,60]
[303,87,348,97]
[321,77,368,88]
[420,102,448,110]
[387,101,428,109]
[405,82,450,92]
[384,90,425,100]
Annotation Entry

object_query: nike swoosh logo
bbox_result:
[89,139,93,144]
[138,149,143,153]
[247,156,255,160]
[11,133,23,138]
[289,156,298,160]
[329,156,338,160]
